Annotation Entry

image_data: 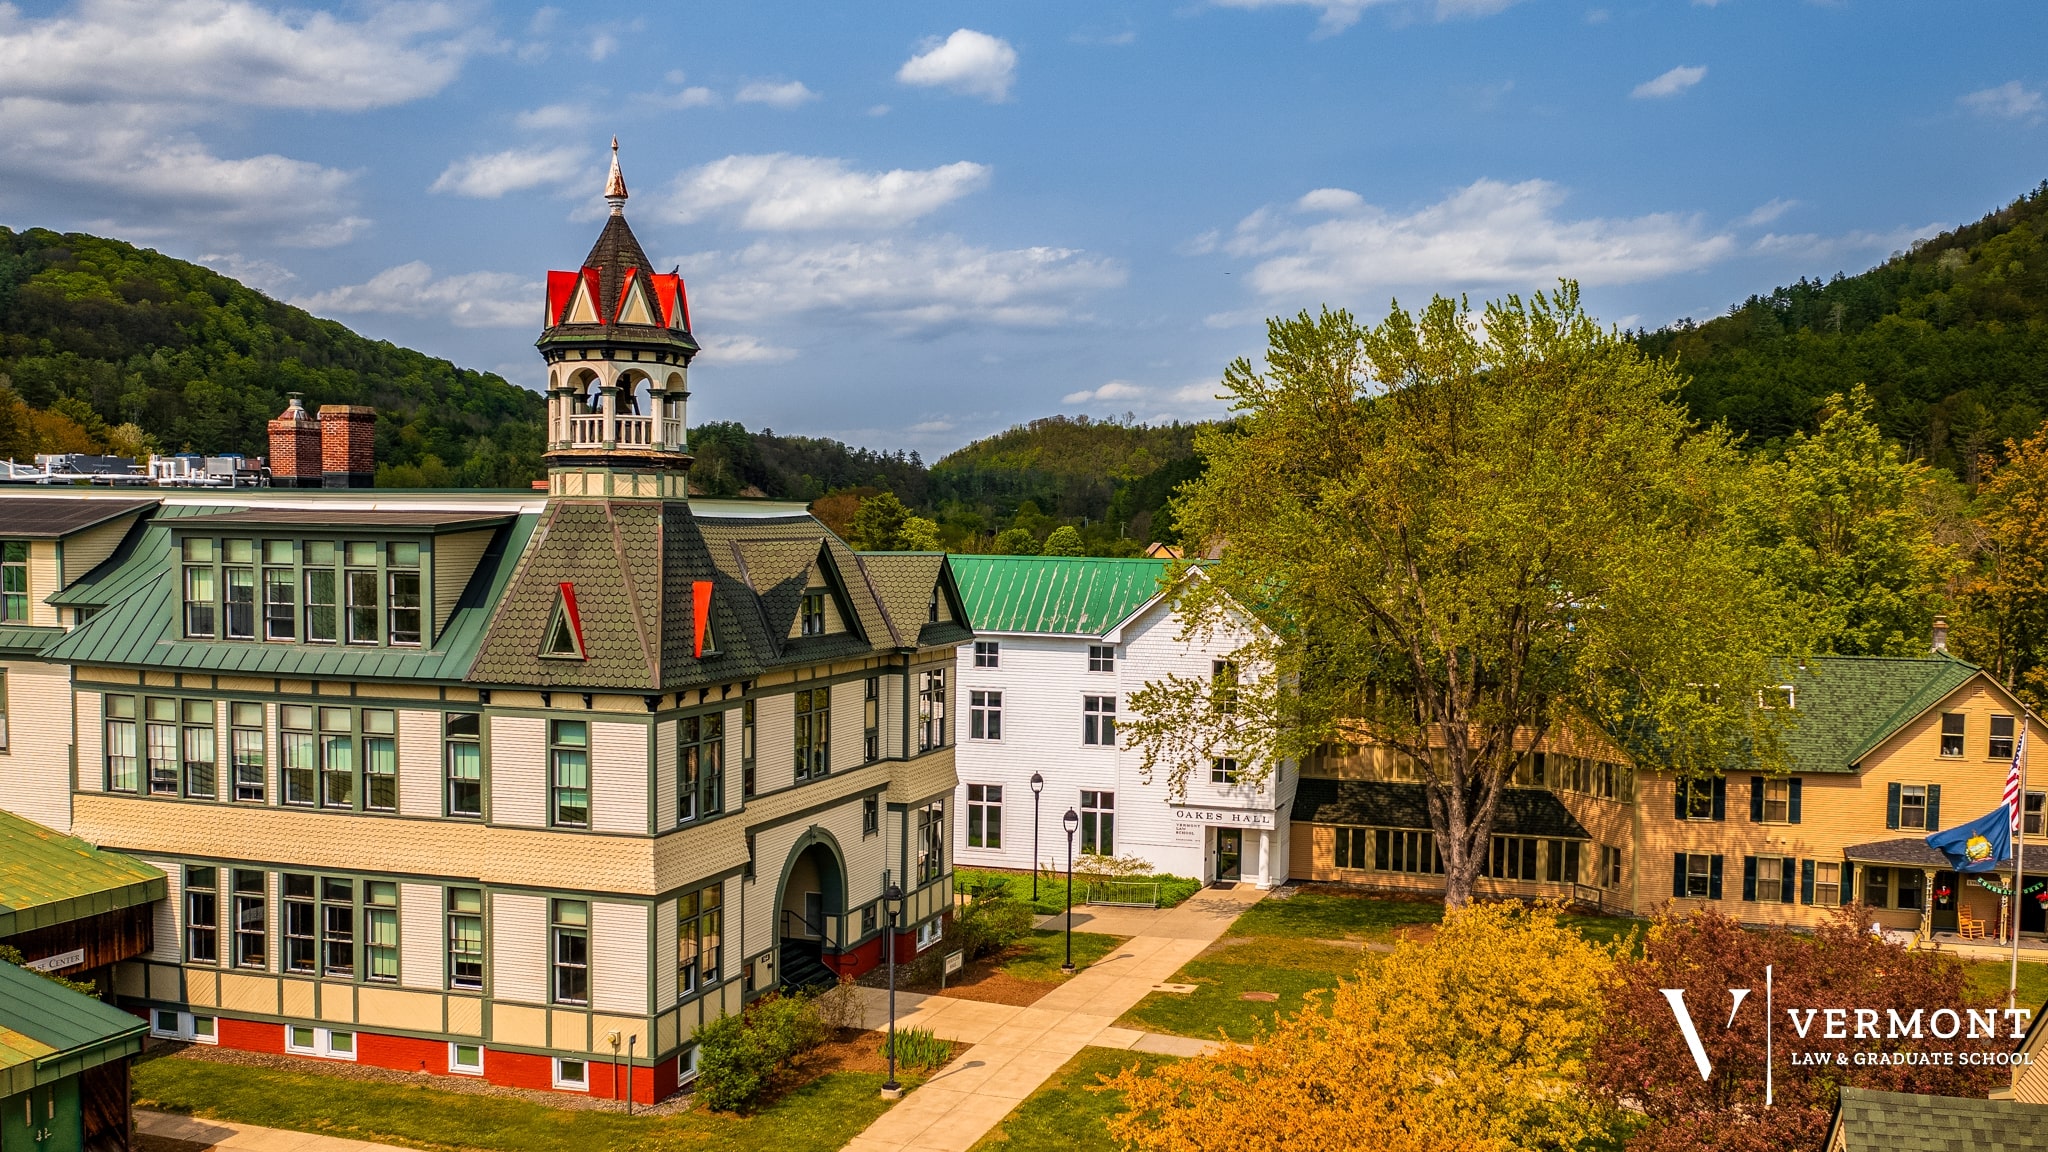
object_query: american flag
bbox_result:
[2007,724,2028,837]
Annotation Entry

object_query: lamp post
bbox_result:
[882,881,904,1099]
[1030,772,1045,900]
[1061,808,1080,974]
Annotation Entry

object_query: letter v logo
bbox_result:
[1662,988,1713,1080]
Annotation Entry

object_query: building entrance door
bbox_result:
[1933,870,1959,932]
[1215,829,1243,884]
[2025,887,2047,935]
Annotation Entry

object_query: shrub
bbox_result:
[880,1026,953,1071]
[815,977,867,1032]
[691,993,827,1112]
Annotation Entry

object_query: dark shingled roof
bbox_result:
[584,212,655,317]
[856,552,975,650]
[1290,779,1591,839]
[0,496,156,538]
[1827,1087,2048,1151]
[1845,838,2048,871]
[1779,656,1983,773]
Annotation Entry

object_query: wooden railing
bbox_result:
[563,414,670,448]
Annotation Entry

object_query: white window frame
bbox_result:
[1082,695,1116,746]
[969,690,1002,741]
[915,918,941,952]
[448,1041,484,1076]
[1087,644,1114,673]
[678,1045,700,1085]
[1899,784,1929,830]
[150,1010,217,1044]
[285,1025,356,1060]
[554,1056,590,1091]
[1755,855,1788,904]
[973,640,999,668]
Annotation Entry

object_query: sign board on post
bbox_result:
[1169,806,1277,829]
[941,949,963,990]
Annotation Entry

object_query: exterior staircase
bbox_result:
[778,938,836,994]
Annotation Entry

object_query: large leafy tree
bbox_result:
[1734,383,1956,656]
[1954,424,2048,710]
[1126,286,1790,907]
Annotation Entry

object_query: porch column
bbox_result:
[1921,868,1935,939]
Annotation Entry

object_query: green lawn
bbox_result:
[969,1048,1180,1152]
[1000,928,1125,983]
[1225,889,1641,950]
[956,867,1201,916]
[1963,957,2048,1009]
[133,1050,917,1152]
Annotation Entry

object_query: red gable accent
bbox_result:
[615,266,640,323]
[677,278,691,330]
[545,271,579,327]
[581,267,604,322]
[692,579,712,658]
[649,274,680,328]
[559,582,586,655]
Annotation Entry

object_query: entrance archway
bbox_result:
[777,832,845,992]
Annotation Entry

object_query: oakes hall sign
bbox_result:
[1171,805,1276,829]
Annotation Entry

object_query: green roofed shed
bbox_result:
[0,815,163,941]
[948,554,1182,636]
[0,958,147,1151]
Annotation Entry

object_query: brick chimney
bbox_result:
[266,394,322,489]
[1931,614,1950,655]
[318,405,376,489]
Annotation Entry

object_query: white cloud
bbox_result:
[1222,178,1735,301]
[1211,0,1520,37]
[1632,65,1707,99]
[1962,81,2044,121]
[1061,380,1149,404]
[896,29,1018,102]
[515,104,591,131]
[297,262,537,329]
[867,103,892,117]
[1751,222,1946,263]
[197,252,297,295]
[1739,197,1797,227]
[695,333,797,364]
[672,87,719,108]
[735,80,819,109]
[1060,378,1228,422]
[588,31,617,61]
[429,146,585,198]
[665,154,991,231]
[680,236,1124,331]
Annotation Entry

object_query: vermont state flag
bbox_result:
[1926,806,2012,874]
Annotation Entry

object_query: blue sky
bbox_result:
[1,0,2043,456]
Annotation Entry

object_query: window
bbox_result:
[1940,713,1965,757]
[551,721,590,827]
[1677,777,1722,821]
[1866,866,1892,909]
[1490,836,1539,881]
[345,560,379,645]
[448,888,484,991]
[321,876,354,977]
[677,884,722,997]
[969,690,1002,740]
[1896,868,1925,911]
[967,784,1002,848]
[0,669,7,751]
[1211,758,1241,784]
[1332,827,1369,869]
[281,706,316,806]
[1761,778,1790,823]
[1212,659,1239,714]
[1080,791,1114,855]
[1083,696,1116,746]
[918,669,946,751]
[1087,644,1114,673]
[0,541,25,621]
[364,881,397,981]
[555,1057,588,1091]
[1815,861,1842,907]
[450,1042,484,1075]
[1992,715,2017,761]
[233,869,266,969]
[1377,828,1444,874]
[2029,792,2046,837]
[305,566,338,643]
[183,539,216,637]
[1750,856,1789,904]
[320,707,354,809]
[973,641,999,668]
[363,710,396,811]
[864,677,879,762]
[445,713,482,817]
[284,874,316,972]
[1546,839,1581,884]
[800,590,826,636]
[741,699,756,798]
[230,703,265,802]
[1899,784,1929,830]
[106,695,137,792]
[863,795,879,836]
[917,918,941,951]
[389,544,422,646]
[552,899,589,1005]
[681,713,723,821]
[285,1025,354,1057]
[1683,853,1715,899]
[182,699,215,799]
[263,548,295,641]
[1598,845,1623,888]
[186,865,219,963]
[916,801,945,883]
[224,564,255,640]
[795,689,830,781]
[145,697,177,795]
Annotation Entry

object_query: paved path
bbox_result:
[844,885,1264,1152]
[138,1110,408,1152]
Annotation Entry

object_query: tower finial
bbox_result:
[605,136,628,213]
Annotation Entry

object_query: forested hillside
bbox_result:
[0,227,545,486]
[1641,181,2048,479]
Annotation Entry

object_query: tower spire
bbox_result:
[605,136,628,214]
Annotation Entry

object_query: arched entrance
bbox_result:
[777,832,845,993]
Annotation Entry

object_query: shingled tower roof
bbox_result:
[537,139,697,354]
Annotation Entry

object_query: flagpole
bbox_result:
[2013,710,2032,1015]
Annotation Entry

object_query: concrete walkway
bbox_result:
[138,1110,408,1151]
[844,885,1264,1152]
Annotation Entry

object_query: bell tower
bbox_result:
[538,138,701,500]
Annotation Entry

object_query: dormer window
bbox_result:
[801,590,826,637]
[542,583,587,660]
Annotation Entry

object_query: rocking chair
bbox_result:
[1958,907,1989,941]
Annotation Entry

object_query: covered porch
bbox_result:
[1845,839,2048,947]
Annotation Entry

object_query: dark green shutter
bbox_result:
[1673,853,1687,898]
[1675,780,1688,821]
[1781,861,1796,904]
[1927,785,1941,830]
[1712,776,1727,822]
[1887,783,1901,829]
[1750,777,1765,822]
[1742,856,1758,901]
[1802,859,1816,904]
[1709,855,1724,900]
[1841,862,1855,905]
[1789,778,1803,824]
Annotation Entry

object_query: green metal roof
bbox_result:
[0,812,164,938]
[1827,1086,2048,1150]
[947,554,1181,636]
[0,626,63,658]
[1778,656,1984,774]
[0,960,147,1097]
[40,513,538,682]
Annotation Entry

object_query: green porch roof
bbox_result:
[0,812,163,938]
[0,960,147,1098]
[1778,656,1984,773]
[948,554,1180,636]
[0,626,63,658]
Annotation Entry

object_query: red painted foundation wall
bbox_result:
[824,911,953,980]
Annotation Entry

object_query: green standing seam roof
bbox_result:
[0,812,163,938]
[0,960,147,1098]
[1774,656,1985,774]
[0,625,64,657]
[948,554,1182,636]
[1827,1086,2048,1151]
